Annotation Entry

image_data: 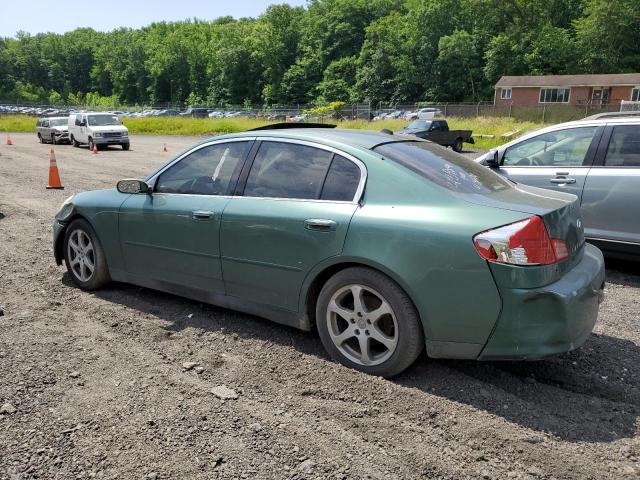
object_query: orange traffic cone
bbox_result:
[163,143,168,152]
[92,144,98,155]
[6,135,13,145]
[46,147,64,190]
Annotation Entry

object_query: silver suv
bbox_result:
[476,117,640,259]
[36,117,69,144]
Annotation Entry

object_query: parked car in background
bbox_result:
[68,112,130,151]
[36,116,69,144]
[416,107,443,120]
[53,127,604,377]
[397,119,474,152]
[476,118,640,259]
[180,107,209,118]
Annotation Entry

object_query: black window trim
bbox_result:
[233,137,367,204]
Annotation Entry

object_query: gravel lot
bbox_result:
[0,132,639,479]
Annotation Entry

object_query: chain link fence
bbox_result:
[0,100,625,123]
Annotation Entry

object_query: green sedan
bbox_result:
[53,127,606,377]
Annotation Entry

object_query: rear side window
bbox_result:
[604,125,640,167]
[244,142,333,199]
[156,141,250,195]
[320,155,361,201]
[373,141,511,194]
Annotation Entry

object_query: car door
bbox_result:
[496,126,603,201]
[118,139,253,293]
[220,139,364,312]
[581,123,640,245]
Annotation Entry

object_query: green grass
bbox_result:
[0,114,547,149]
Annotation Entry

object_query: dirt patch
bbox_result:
[0,133,638,479]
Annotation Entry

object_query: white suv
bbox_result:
[68,113,130,151]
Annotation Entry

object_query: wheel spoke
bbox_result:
[328,300,354,322]
[330,326,355,346]
[68,238,80,254]
[368,301,392,323]
[369,323,397,350]
[350,285,365,314]
[84,255,95,272]
[358,335,371,364]
[70,256,81,267]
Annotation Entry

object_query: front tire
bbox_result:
[88,137,94,151]
[51,134,56,145]
[71,135,80,147]
[38,133,43,143]
[122,142,130,151]
[316,267,424,377]
[63,218,110,290]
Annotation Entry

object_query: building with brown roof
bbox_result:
[494,74,640,107]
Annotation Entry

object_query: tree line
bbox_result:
[0,0,638,108]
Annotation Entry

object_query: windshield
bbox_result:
[87,115,121,126]
[373,141,512,194]
[407,120,431,130]
[49,118,67,127]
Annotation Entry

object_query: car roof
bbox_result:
[211,128,411,150]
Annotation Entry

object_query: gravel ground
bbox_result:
[0,133,639,480]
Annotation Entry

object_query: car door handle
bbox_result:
[304,219,337,231]
[550,177,576,184]
[191,210,214,220]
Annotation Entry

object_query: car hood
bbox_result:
[52,126,68,132]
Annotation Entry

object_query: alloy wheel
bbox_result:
[326,284,399,366]
[67,229,95,282]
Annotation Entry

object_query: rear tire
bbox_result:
[63,218,110,290]
[316,267,424,377]
[452,138,463,153]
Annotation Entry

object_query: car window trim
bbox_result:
[146,137,256,193]
[234,137,367,204]
[500,125,604,168]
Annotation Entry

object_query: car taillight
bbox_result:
[473,216,569,266]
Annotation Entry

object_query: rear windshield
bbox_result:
[373,141,511,194]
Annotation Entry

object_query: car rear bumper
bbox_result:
[478,243,605,360]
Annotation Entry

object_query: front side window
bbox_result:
[502,127,597,167]
[156,141,250,195]
[539,88,570,103]
[631,87,640,102]
[501,88,512,100]
[244,142,333,199]
[604,125,640,167]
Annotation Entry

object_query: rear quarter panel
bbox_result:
[339,151,533,353]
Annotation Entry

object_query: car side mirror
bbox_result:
[485,150,500,168]
[117,179,150,194]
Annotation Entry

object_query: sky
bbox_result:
[0,0,308,37]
